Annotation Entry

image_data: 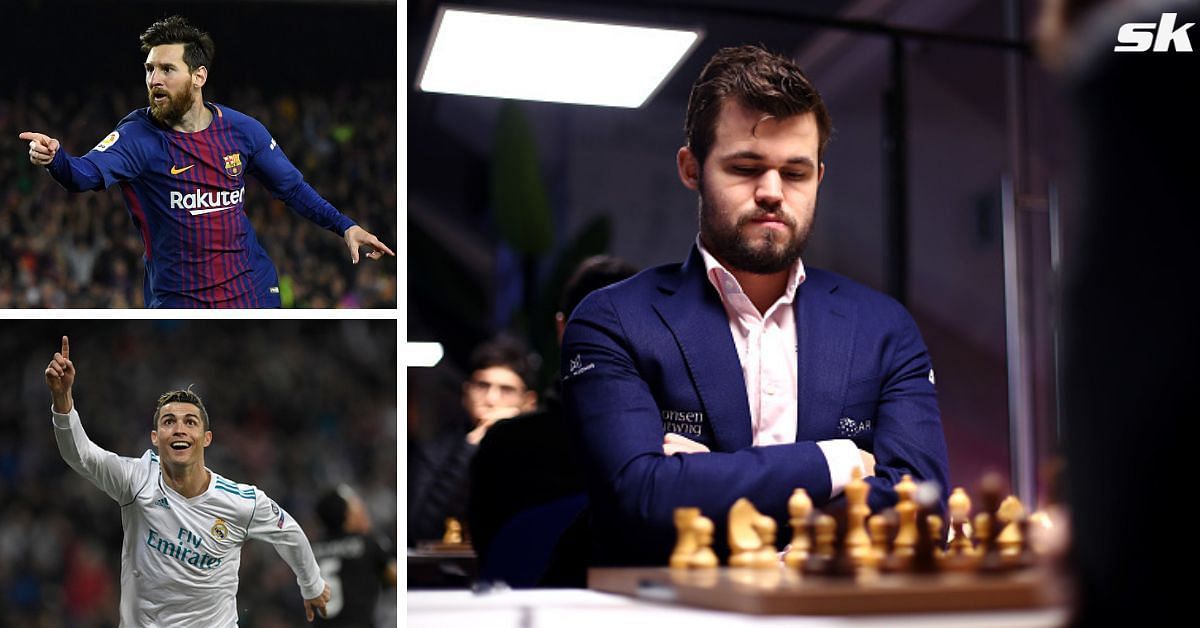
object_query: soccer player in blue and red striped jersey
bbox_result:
[19,16,393,308]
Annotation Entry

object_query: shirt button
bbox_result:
[765,385,777,396]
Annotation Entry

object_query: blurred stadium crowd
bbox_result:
[0,82,397,308]
[0,320,398,627]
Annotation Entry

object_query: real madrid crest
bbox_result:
[211,517,229,541]
[222,152,243,177]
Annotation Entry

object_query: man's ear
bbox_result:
[677,146,700,191]
[521,390,538,412]
[818,161,825,185]
[150,431,159,447]
[193,66,208,89]
[203,431,213,448]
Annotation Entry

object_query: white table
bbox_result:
[406,588,1067,628]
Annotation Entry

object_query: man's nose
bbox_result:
[755,170,783,207]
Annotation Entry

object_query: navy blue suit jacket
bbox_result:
[561,245,949,565]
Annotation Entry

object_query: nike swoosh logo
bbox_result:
[170,164,195,175]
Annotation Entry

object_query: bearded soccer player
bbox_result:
[46,336,331,624]
[19,16,393,308]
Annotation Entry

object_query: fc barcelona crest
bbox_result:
[223,153,243,177]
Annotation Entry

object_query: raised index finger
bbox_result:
[61,336,69,360]
[18,132,46,145]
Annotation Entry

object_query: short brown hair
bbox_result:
[140,15,215,74]
[468,337,539,392]
[154,386,210,431]
[684,44,832,166]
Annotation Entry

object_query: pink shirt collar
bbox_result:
[697,236,806,310]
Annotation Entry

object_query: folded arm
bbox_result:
[561,292,833,533]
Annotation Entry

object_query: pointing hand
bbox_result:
[20,132,60,166]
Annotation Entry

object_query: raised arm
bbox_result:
[46,336,142,503]
[246,491,330,622]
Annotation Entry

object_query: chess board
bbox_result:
[588,566,1066,615]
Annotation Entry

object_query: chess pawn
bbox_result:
[784,489,812,568]
[893,474,919,558]
[443,517,463,545]
[689,515,719,569]
[728,498,765,568]
[753,515,779,568]
[927,514,946,561]
[977,473,1008,572]
[996,495,1026,561]
[844,467,872,567]
[1014,517,1037,569]
[868,513,891,568]
[804,513,837,575]
[912,489,943,574]
[670,507,701,569]
[947,487,974,556]
[927,514,945,545]
[973,512,992,556]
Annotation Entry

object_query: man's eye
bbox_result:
[785,171,809,180]
[732,166,758,175]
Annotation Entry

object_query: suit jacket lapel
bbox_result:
[652,246,753,450]
[795,272,857,438]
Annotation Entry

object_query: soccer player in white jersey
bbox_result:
[45,336,331,625]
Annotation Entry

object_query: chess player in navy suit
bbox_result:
[561,45,949,566]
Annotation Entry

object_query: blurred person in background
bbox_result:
[312,485,396,627]
[469,255,637,586]
[1037,0,1197,624]
[408,337,539,545]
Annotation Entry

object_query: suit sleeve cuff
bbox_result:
[816,439,864,499]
